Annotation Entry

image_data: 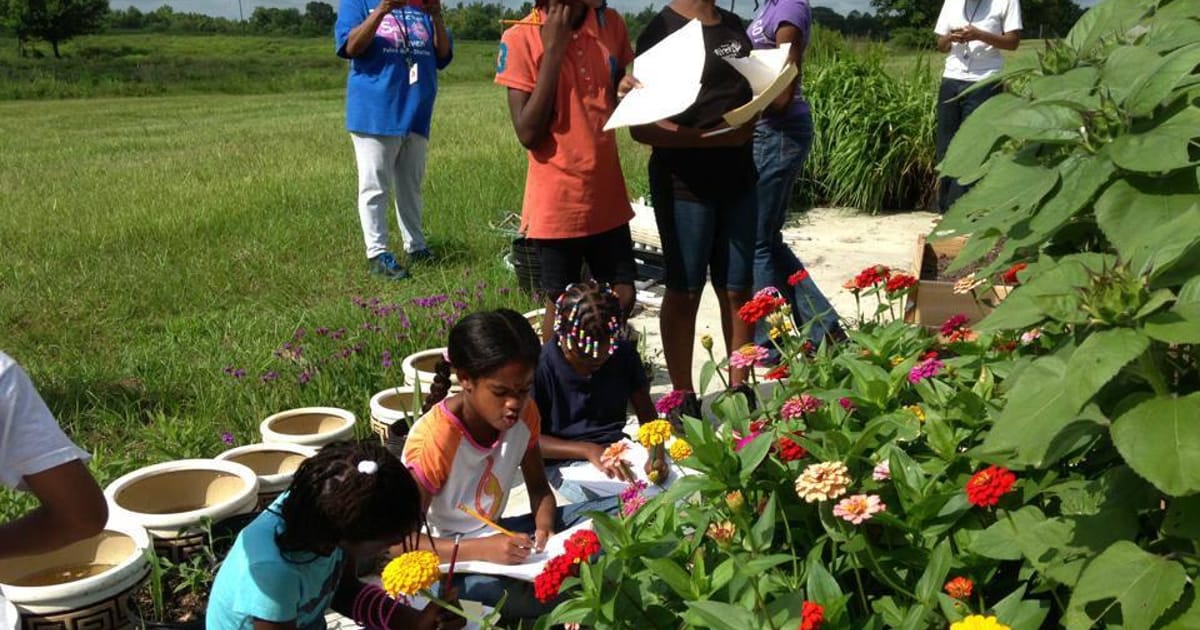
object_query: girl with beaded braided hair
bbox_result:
[207,441,464,630]
[532,281,666,503]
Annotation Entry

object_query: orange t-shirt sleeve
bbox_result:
[403,414,455,495]
[495,26,538,93]
[523,404,542,452]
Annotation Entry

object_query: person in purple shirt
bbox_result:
[747,0,844,356]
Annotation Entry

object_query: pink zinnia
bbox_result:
[619,480,648,516]
[940,314,969,337]
[872,460,891,481]
[735,431,761,451]
[839,397,856,412]
[782,394,822,419]
[730,344,770,369]
[832,494,886,524]
[655,389,687,415]
[908,357,945,383]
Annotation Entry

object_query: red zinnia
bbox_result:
[885,273,917,294]
[564,529,600,561]
[765,364,790,381]
[1000,262,1028,285]
[739,293,787,324]
[966,465,1017,507]
[788,269,810,286]
[533,554,576,603]
[940,314,969,337]
[944,576,974,600]
[850,265,891,290]
[799,601,824,630]
[777,435,807,462]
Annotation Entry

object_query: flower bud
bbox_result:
[725,490,745,512]
[701,334,714,351]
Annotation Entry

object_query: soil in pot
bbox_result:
[921,239,1006,283]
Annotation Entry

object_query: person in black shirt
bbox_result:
[627,0,758,416]
[534,282,664,503]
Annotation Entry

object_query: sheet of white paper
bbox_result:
[604,19,705,131]
[441,520,594,582]
[351,581,494,630]
[724,47,790,95]
[557,440,691,498]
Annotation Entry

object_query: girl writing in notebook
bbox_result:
[400,309,615,621]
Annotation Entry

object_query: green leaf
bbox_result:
[710,558,735,593]
[970,506,1068,565]
[1065,541,1187,630]
[1145,304,1200,344]
[1026,153,1116,236]
[1095,172,1200,274]
[1028,66,1099,103]
[684,601,758,630]
[977,254,1115,331]
[1112,393,1200,496]
[998,102,1084,143]
[737,554,795,575]
[1110,106,1200,172]
[643,557,699,600]
[805,557,843,605]
[1127,43,1200,116]
[750,493,777,551]
[1064,328,1150,410]
[699,359,718,397]
[935,156,1057,241]
[1164,494,1200,540]
[992,584,1052,630]
[941,93,1028,178]
[1157,587,1200,630]
[1068,0,1155,57]
[1101,45,1166,100]
[736,433,772,483]
[914,540,952,605]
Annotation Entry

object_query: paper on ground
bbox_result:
[439,520,594,582]
[722,47,798,127]
[557,440,690,498]
[603,19,705,131]
[348,583,494,630]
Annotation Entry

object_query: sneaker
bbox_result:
[368,252,409,280]
[407,248,435,263]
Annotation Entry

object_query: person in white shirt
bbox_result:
[933,0,1022,212]
[0,351,107,559]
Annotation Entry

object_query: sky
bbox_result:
[111,0,1099,21]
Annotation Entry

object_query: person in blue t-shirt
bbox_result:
[206,441,464,630]
[533,281,667,503]
[335,0,453,280]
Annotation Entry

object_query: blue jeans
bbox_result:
[752,116,841,348]
[936,78,1000,212]
[447,496,619,621]
[546,463,615,504]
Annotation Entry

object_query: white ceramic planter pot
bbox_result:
[369,385,429,444]
[401,348,459,391]
[0,516,151,630]
[104,459,258,563]
[259,407,356,447]
[215,443,316,510]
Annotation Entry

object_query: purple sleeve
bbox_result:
[779,0,812,43]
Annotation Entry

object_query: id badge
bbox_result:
[409,64,419,85]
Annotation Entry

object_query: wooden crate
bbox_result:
[903,234,1009,329]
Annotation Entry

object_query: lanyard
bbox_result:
[963,0,984,23]
[389,8,416,67]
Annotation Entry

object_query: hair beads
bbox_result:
[554,281,625,360]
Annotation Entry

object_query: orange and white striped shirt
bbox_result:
[402,400,540,538]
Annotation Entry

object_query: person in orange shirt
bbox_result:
[495,0,637,341]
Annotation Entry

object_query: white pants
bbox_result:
[351,132,429,258]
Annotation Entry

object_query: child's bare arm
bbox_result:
[630,386,657,425]
[505,0,573,149]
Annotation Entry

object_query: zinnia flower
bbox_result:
[795,461,851,503]
[788,269,810,286]
[889,355,905,367]
[725,491,745,511]
[885,273,917,295]
[765,364,790,381]
[738,291,787,323]
[944,576,974,600]
[730,344,770,369]
[669,439,693,461]
[564,529,600,561]
[381,550,441,597]
[950,615,1011,630]
[940,314,969,337]
[619,480,648,517]
[734,431,761,452]
[1020,328,1042,344]
[953,273,986,295]
[654,390,687,415]
[907,404,926,422]
[839,397,856,412]
[600,442,630,470]
[534,554,575,603]
[908,357,945,383]
[799,601,824,630]
[847,264,891,290]
[966,465,1017,507]
[781,394,821,419]
[872,460,891,481]
[1000,262,1028,285]
[832,494,886,524]
[706,520,736,545]
[637,419,673,448]
[777,435,807,461]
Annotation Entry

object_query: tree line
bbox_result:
[4,0,1083,59]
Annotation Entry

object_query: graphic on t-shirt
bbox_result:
[475,455,505,519]
[495,42,508,74]
[377,13,429,53]
[713,40,745,59]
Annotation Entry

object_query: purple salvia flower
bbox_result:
[298,370,312,385]
[315,326,330,336]
[260,371,279,383]
[221,431,235,446]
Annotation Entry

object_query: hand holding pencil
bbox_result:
[458,503,536,564]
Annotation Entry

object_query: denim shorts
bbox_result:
[535,223,637,296]
[649,164,758,292]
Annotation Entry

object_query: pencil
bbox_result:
[444,533,462,591]
[457,503,521,538]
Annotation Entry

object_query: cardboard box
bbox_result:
[904,234,1009,329]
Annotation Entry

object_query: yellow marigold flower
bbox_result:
[706,520,736,545]
[950,615,1011,630]
[890,355,905,367]
[637,419,673,448]
[794,461,851,503]
[381,550,441,597]
[907,405,926,422]
[669,438,693,461]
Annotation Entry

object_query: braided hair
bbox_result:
[421,308,542,413]
[554,281,625,361]
[275,441,424,556]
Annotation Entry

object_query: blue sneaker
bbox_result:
[407,248,435,263]
[368,252,409,280]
